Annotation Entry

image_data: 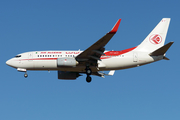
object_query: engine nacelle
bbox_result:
[57,57,78,67]
[58,71,80,80]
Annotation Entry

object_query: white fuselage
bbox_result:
[6,49,163,73]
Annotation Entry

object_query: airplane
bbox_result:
[6,18,173,83]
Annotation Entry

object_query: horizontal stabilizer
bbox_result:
[92,70,115,78]
[163,56,170,60]
[149,42,174,56]
[107,70,115,76]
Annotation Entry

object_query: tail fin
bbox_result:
[135,18,171,53]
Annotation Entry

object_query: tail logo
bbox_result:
[149,34,162,44]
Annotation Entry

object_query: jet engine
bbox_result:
[58,71,80,80]
[57,57,78,67]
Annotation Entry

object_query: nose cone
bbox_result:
[6,59,14,67]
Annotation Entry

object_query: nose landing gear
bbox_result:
[24,72,28,78]
[17,68,28,78]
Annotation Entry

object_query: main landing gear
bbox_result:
[86,75,92,83]
[85,66,92,83]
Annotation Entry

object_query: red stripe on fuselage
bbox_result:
[20,58,58,61]
[33,58,58,60]
[100,47,137,59]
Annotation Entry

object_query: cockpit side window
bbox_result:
[15,55,21,58]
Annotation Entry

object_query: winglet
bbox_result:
[109,19,121,34]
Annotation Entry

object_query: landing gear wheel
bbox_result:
[24,73,28,78]
[85,66,92,83]
[86,69,92,75]
[85,66,92,75]
[86,75,92,83]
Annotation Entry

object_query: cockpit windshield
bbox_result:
[15,55,21,58]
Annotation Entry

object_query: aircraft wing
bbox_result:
[76,19,121,66]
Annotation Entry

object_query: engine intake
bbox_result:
[57,57,78,67]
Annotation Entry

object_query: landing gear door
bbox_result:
[133,52,138,62]
[28,52,33,61]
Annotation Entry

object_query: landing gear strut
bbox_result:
[85,66,92,83]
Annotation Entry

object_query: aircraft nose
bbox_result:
[6,59,13,67]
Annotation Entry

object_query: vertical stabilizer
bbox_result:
[135,18,171,53]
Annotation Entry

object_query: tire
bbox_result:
[86,69,92,75]
[24,74,28,78]
[86,76,92,83]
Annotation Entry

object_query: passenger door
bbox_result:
[28,52,33,61]
[133,52,138,62]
